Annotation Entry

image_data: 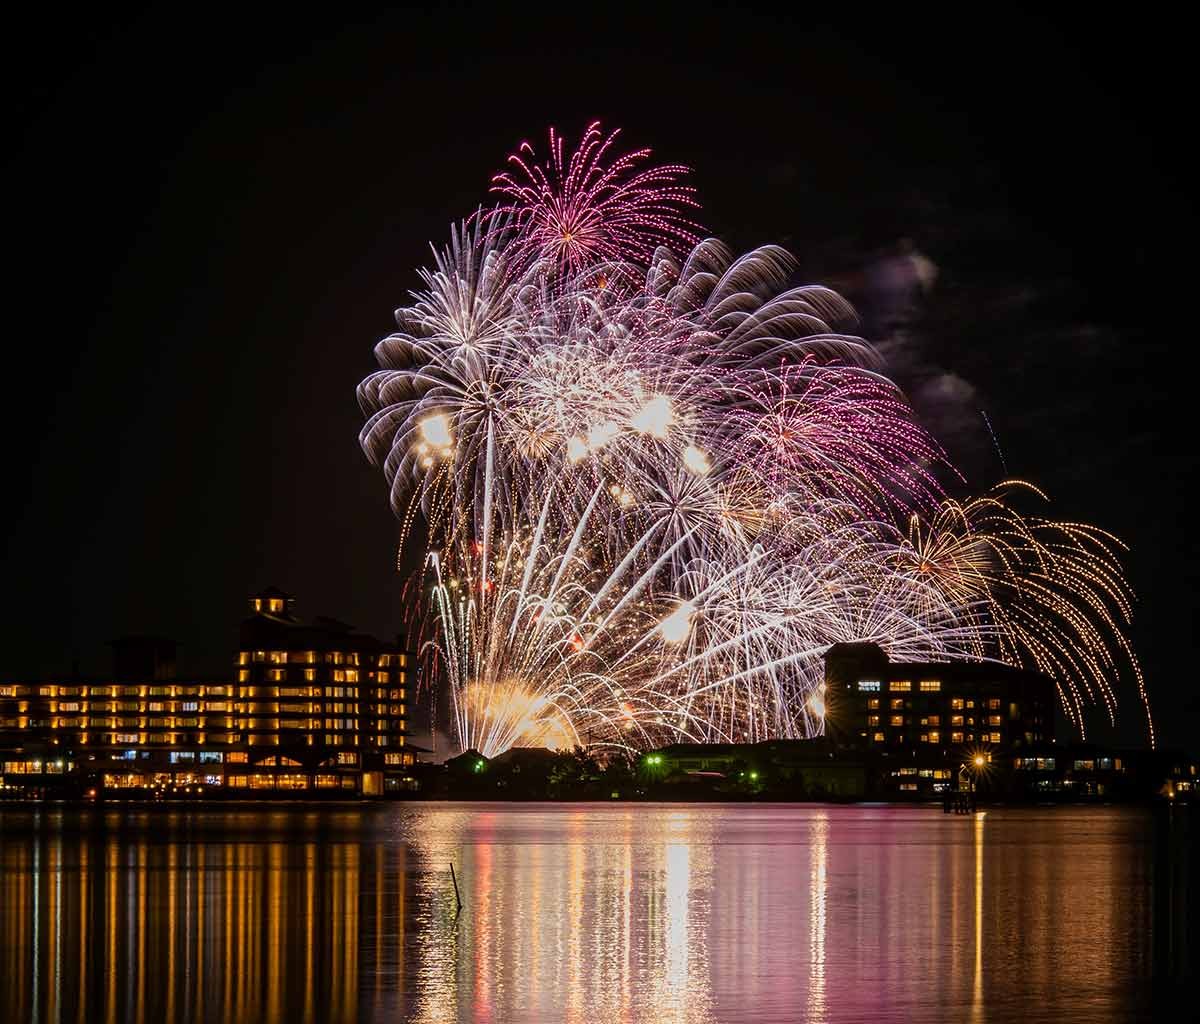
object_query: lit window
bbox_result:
[951,731,963,744]
[950,698,964,710]
[269,598,283,613]
[337,752,358,765]
[986,732,1002,744]
[889,715,904,726]
[872,732,884,743]
[867,715,880,726]
[928,731,940,743]
[857,680,880,692]
[890,698,905,710]
[889,681,911,692]
[987,715,1002,727]
[919,680,941,692]
[987,698,1002,710]
[950,715,964,727]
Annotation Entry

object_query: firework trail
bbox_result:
[358,121,1152,754]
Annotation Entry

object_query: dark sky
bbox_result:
[3,6,1195,751]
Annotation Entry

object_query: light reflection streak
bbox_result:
[972,812,986,1023]
[0,805,1169,1023]
[808,811,828,1020]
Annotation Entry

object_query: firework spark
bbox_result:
[358,122,1152,756]
[485,121,702,283]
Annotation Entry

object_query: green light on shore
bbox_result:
[749,771,758,780]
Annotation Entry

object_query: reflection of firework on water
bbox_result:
[359,123,1152,754]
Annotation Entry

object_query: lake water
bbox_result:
[0,803,1191,1023]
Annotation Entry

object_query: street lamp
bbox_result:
[959,753,987,795]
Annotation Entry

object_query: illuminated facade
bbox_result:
[821,642,1055,798]
[0,589,414,797]
[824,642,1055,752]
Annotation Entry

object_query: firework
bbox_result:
[358,122,1152,755]
[485,121,702,283]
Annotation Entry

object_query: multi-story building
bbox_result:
[0,588,414,798]
[231,586,413,792]
[824,641,1055,752]
[822,641,1055,797]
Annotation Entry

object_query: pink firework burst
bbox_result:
[486,121,703,280]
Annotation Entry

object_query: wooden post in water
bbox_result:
[450,862,463,914]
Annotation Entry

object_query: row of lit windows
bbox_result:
[855,682,1019,710]
[861,694,1008,713]
[235,650,409,668]
[857,680,943,692]
[240,650,364,666]
[3,685,234,699]
[6,680,405,701]
[8,710,405,732]
[41,701,213,713]
[870,730,1004,744]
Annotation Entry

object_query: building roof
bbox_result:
[825,641,1052,687]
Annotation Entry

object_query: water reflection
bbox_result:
[0,804,1188,1023]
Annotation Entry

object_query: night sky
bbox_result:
[4,7,1195,751]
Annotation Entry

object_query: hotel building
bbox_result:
[823,641,1056,797]
[0,588,414,797]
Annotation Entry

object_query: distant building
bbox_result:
[0,587,415,798]
[822,642,1057,798]
[824,641,1055,751]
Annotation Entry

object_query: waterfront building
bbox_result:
[0,588,415,798]
[824,641,1055,750]
[821,641,1057,797]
